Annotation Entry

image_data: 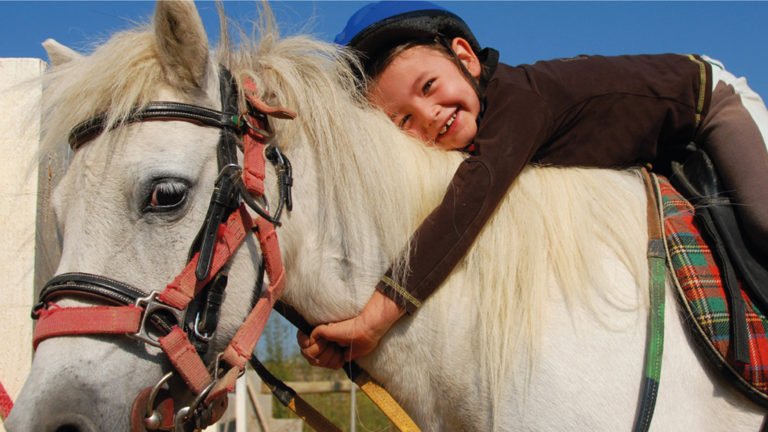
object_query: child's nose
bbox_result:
[416,104,440,129]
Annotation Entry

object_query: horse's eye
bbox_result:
[145,180,188,212]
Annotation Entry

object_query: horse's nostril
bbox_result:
[44,414,97,432]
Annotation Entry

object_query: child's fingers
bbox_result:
[311,320,355,347]
[296,330,314,348]
[298,330,326,361]
[314,344,346,370]
[299,337,346,369]
[299,341,327,365]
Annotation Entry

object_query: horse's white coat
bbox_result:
[6,1,765,431]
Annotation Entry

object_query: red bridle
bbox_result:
[31,72,297,431]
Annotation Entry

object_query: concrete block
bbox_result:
[0,57,46,431]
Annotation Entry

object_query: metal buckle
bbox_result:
[128,291,186,347]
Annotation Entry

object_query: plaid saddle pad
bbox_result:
[660,175,768,406]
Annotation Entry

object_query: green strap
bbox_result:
[633,171,666,432]
[645,244,667,384]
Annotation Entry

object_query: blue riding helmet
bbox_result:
[334,1,482,76]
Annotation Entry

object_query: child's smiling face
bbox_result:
[369,38,482,151]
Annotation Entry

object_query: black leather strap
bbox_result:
[68,101,241,150]
[36,272,145,311]
[194,66,242,281]
[195,165,242,281]
[35,272,184,335]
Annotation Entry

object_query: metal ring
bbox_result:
[242,113,272,140]
[143,372,174,430]
[173,379,217,432]
[173,406,191,432]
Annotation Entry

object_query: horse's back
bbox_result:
[425,167,766,431]
[494,280,765,431]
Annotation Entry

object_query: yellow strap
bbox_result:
[251,356,342,432]
[287,395,343,432]
[283,370,420,432]
[271,303,421,431]
[354,370,422,432]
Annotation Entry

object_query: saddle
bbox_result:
[663,145,768,407]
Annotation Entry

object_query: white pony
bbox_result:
[6,2,766,431]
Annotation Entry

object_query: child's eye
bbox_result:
[399,114,411,129]
[422,79,434,94]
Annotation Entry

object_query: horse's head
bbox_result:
[6,2,290,430]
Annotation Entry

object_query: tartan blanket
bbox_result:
[660,175,768,405]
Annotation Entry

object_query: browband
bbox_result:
[68,101,242,150]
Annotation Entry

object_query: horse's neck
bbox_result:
[279,121,462,324]
[279,132,483,427]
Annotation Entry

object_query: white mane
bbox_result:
[41,26,165,158]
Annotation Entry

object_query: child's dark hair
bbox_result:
[364,34,486,99]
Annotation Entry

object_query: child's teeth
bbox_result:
[440,113,456,136]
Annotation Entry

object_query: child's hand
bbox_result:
[297,330,347,370]
[297,290,405,369]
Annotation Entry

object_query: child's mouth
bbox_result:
[438,111,457,137]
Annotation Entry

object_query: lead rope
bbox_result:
[249,356,342,432]
[633,168,666,432]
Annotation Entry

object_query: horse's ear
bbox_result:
[153,0,209,89]
[43,39,82,66]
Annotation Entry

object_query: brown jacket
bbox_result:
[377,53,712,313]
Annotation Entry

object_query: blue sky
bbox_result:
[2,1,768,98]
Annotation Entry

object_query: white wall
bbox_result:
[0,57,47,431]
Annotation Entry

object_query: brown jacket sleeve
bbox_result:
[377,74,553,311]
[377,54,709,313]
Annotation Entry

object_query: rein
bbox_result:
[32,67,297,431]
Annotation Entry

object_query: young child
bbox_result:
[298,1,768,369]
